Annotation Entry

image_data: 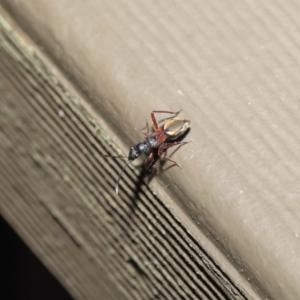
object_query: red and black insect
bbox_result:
[112,110,190,194]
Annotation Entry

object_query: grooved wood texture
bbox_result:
[0,11,249,300]
[1,0,300,299]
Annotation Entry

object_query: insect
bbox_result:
[113,110,190,194]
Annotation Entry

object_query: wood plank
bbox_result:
[0,8,252,300]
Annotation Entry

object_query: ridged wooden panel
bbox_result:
[0,12,248,300]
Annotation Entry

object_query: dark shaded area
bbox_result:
[0,214,73,300]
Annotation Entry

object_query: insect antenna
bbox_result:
[103,154,127,159]
[115,160,132,195]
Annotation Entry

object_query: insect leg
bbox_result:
[144,152,159,181]
[144,152,155,171]
[151,110,182,130]
[140,120,149,138]
[158,141,189,168]
[159,141,189,153]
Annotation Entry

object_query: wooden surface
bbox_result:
[1,1,300,299]
[0,8,249,300]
